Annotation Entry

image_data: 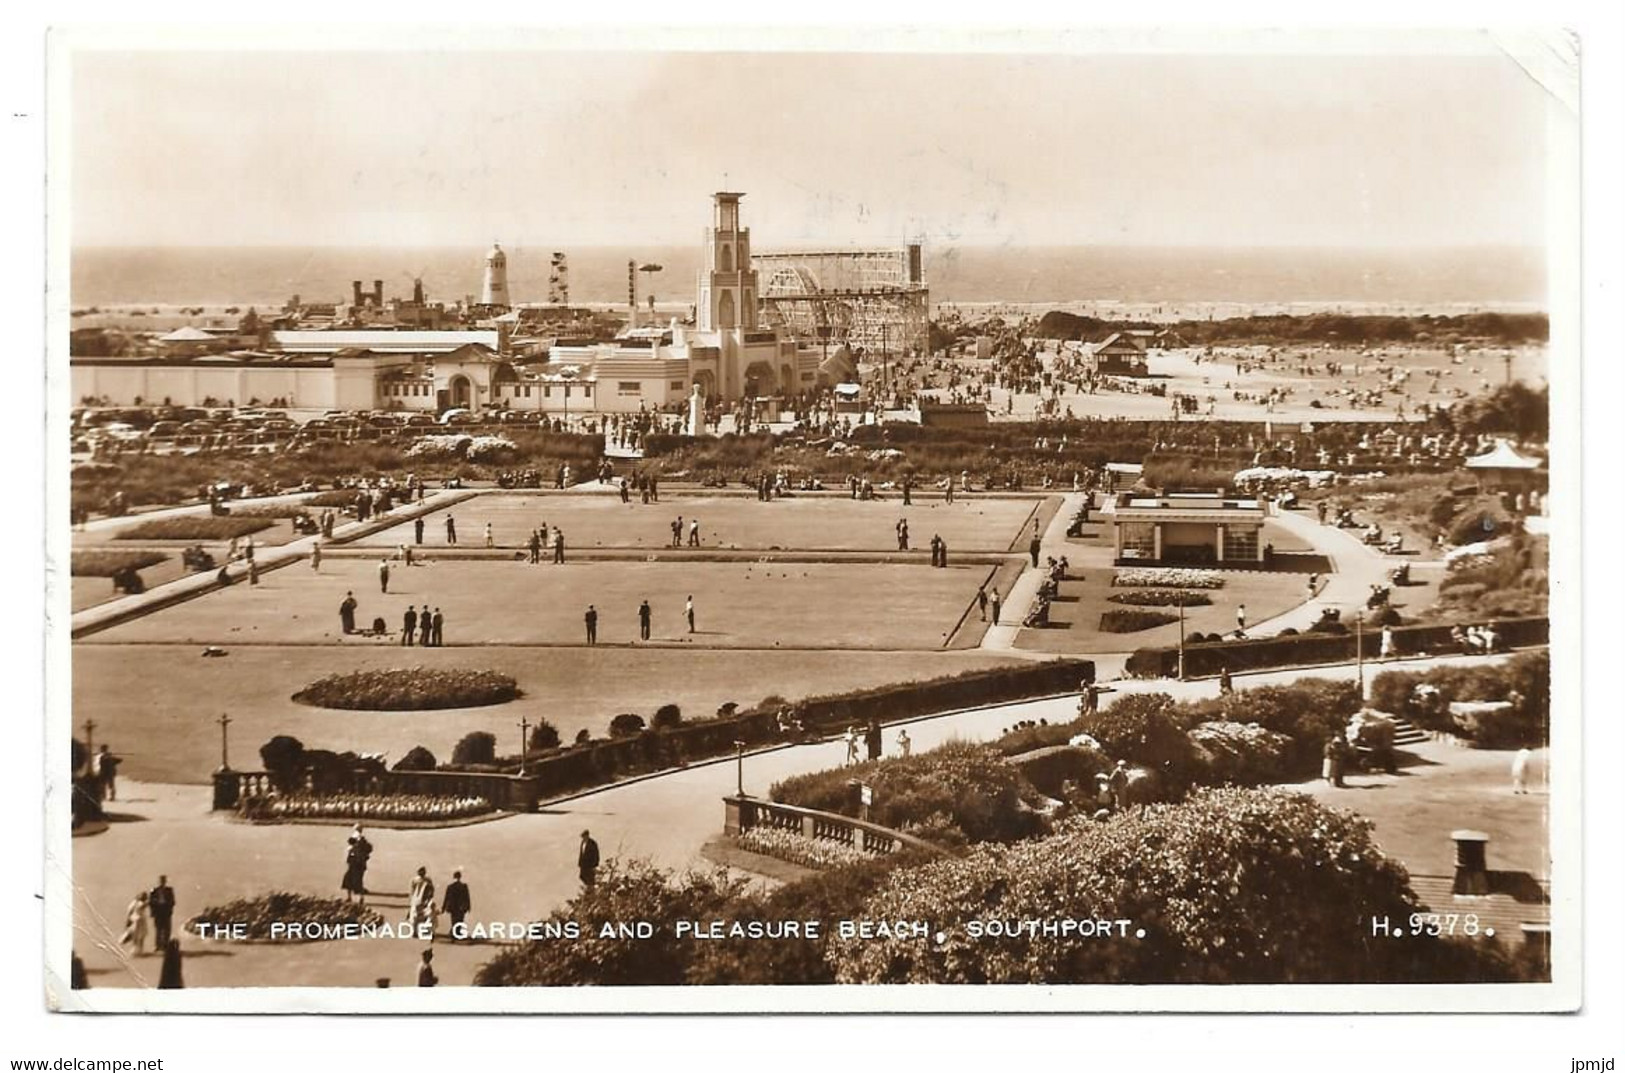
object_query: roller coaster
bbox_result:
[753,246,929,359]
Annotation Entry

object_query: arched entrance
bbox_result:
[742,361,778,398]
[440,374,472,414]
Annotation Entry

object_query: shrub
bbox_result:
[1007,744,1112,797]
[451,732,497,766]
[474,860,747,986]
[1107,589,1213,608]
[1187,721,1295,785]
[70,549,168,577]
[689,852,932,985]
[1448,498,1513,546]
[651,704,684,730]
[771,742,1041,844]
[292,669,519,711]
[1369,653,1548,747]
[528,719,561,752]
[829,788,1521,984]
[115,515,275,541]
[1075,695,1203,794]
[574,729,592,746]
[186,893,383,942]
[609,713,647,738]
[392,745,438,772]
[1100,609,1179,633]
[1202,679,1360,773]
[1308,617,1349,635]
[259,736,307,793]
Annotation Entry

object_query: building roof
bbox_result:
[158,326,217,343]
[1464,440,1543,470]
[1114,494,1265,523]
[271,329,500,354]
[1092,331,1149,355]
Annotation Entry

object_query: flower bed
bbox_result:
[242,790,494,823]
[186,893,383,942]
[305,489,367,507]
[1113,568,1224,590]
[70,549,168,577]
[293,668,520,711]
[114,515,276,541]
[1099,609,1179,633]
[738,826,875,870]
[226,502,313,519]
[1107,589,1213,608]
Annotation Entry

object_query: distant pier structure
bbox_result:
[753,245,928,361]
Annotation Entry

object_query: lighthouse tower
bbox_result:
[481,243,511,309]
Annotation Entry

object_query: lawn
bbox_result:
[79,557,997,651]
[71,644,1025,785]
[112,515,277,541]
[349,492,1045,554]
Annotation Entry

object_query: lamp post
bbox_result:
[83,718,97,758]
[1177,601,1187,681]
[733,740,746,797]
[518,717,531,776]
[216,713,233,771]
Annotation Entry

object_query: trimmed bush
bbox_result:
[1107,589,1213,608]
[651,704,684,730]
[1100,609,1179,633]
[392,745,438,772]
[70,549,169,577]
[609,713,647,738]
[115,515,274,541]
[451,731,498,766]
[292,669,519,711]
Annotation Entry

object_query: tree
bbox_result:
[393,745,438,772]
[609,713,646,738]
[259,735,307,793]
[451,731,497,766]
[528,719,561,752]
[650,704,683,730]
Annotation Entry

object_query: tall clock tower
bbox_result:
[697,192,758,333]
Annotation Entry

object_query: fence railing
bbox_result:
[723,794,944,857]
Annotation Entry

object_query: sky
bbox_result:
[66,38,1555,249]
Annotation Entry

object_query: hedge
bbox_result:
[1106,589,1213,608]
[1099,609,1179,633]
[1125,617,1549,679]
[439,660,1098,800]
[70,549,168,577]
[114,515,275,541]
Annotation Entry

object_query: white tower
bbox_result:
[697,193,758,333]
[481,243,511,309]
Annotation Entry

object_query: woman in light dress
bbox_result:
[119,891,150,955]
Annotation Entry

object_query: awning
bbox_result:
[1464,441,1542,470]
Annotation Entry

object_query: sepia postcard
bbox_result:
[44,25,1582,1013]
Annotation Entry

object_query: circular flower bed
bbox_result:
[1106,589,1214,608]
[186,893,382,942]
[293,668,520,711]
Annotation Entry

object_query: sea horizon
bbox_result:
[69,243,1548,311]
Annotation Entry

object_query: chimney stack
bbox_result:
[1451,829,1491,895]
[352,281,363,307]
[374,280,384,306]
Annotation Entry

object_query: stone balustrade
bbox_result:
[722,794,943,857]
